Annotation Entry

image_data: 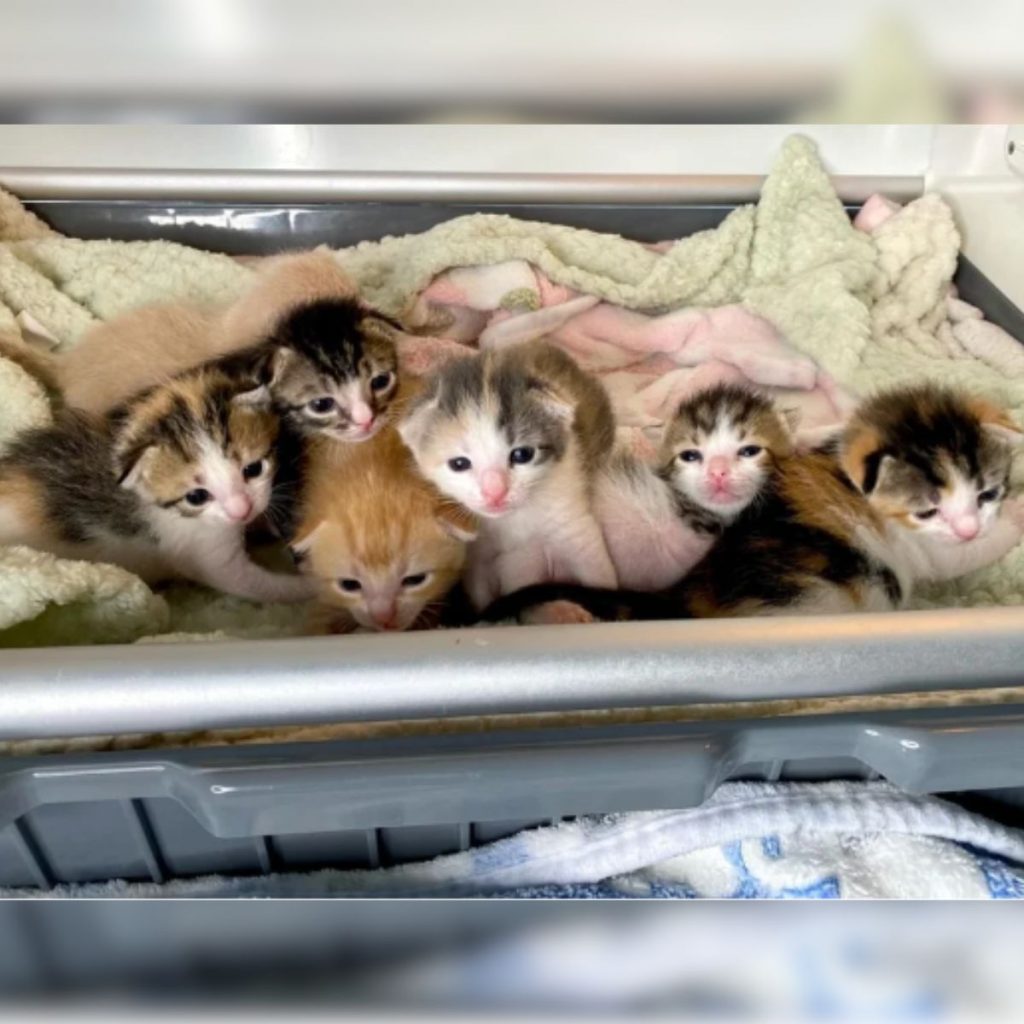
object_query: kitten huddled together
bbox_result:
[485,384,1024,625]
[0,248,1021,635]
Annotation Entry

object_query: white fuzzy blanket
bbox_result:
[0,134,1021,645]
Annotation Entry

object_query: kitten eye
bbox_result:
[402,572,428,588]
[915,508,939,520]
[338,579,362,593]
[307,397,336,415]
[678,449,702,463]
[978,487,1001,504]
[242,459,265,480]
[184,488,211,507]
[370,372,393,392]
[738,445,763,458]
[509,446,536,466]
[448,457,472,472]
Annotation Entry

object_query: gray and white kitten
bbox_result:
[399,341,618,610]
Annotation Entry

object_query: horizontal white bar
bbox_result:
[0,168,922,204]
[0,606,1021,740]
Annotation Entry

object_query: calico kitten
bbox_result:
[484,384,1024,624]
[0,367,314,603]
[398,340,618,610]
[15,251,401,442]
[291,419,476,632]
[595,384,790,590]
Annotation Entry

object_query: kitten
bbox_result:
[291,418,476,632]
[13,251,402,442]
[596,384,791,590]
[483,384,1024,624]
[0,367,315,603]
[398,340,618,610]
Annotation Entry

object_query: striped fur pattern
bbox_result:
[482,385,1024,625]
[0,368,314,602]
[594,385,792,592]
[657,384,793,525]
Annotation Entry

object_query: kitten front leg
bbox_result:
[465,535,502,611]
[918,501,1024,582]
[188,543,317,603]
[495,541,551,598]
[557,513,619,589]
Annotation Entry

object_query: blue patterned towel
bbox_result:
[10,781,1024,898]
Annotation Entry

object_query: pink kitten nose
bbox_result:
[480,469,509,507]
[371,605,399,630]
[351,402,374,429]
[707,456,731,487]
[952,517,980,541]
[223,494,253,522]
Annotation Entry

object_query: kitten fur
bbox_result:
[292,398,477,633]
[0,367,314,603]
[595,384,791,590]
[27,251,401,442]
[399,340,618,610]
[483,385,1024,624]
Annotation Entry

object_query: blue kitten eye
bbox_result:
[370,372,393,392]
[308,397,336,415]
[338,579,362,592]
[242,459,265,480]
[738,445,763,458]
[402,573,428,588]
[510,446,536,466]
[915,508,939,520]
[184,488,211,507]
[448,457,471,472]
[678,450,702,463]
[978,487,1001,504]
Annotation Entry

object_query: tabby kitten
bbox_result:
[0,367,314,603]
[596,384,790,590]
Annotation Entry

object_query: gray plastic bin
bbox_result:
[0,197,1023,890]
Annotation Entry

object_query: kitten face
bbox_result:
[113,370,279,527]
[294,502,473,632]
[660,385,791,520]
[398,355,571,518]
[842,386,1022,544]
[271,301,399,442]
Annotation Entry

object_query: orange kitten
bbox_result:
[292,414,477,633]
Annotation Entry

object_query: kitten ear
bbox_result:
[527,377,574,422]
[778,407,801,436]
[968,398,1024,445]
[288,520,325,565]
[232,375,273,408]
[435,502,478,543]
[116,444,157,490]
[268,346,297,386]
[397,392,439,452]
[360,314,402,343]
[983,419,1024,446]
[871,454,899,493]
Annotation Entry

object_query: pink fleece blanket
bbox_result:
[393,207,895,455]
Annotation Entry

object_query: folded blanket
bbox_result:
[0,134,1021,645]
[10,781,1024,898]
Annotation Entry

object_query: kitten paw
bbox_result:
[522,600,596,626]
